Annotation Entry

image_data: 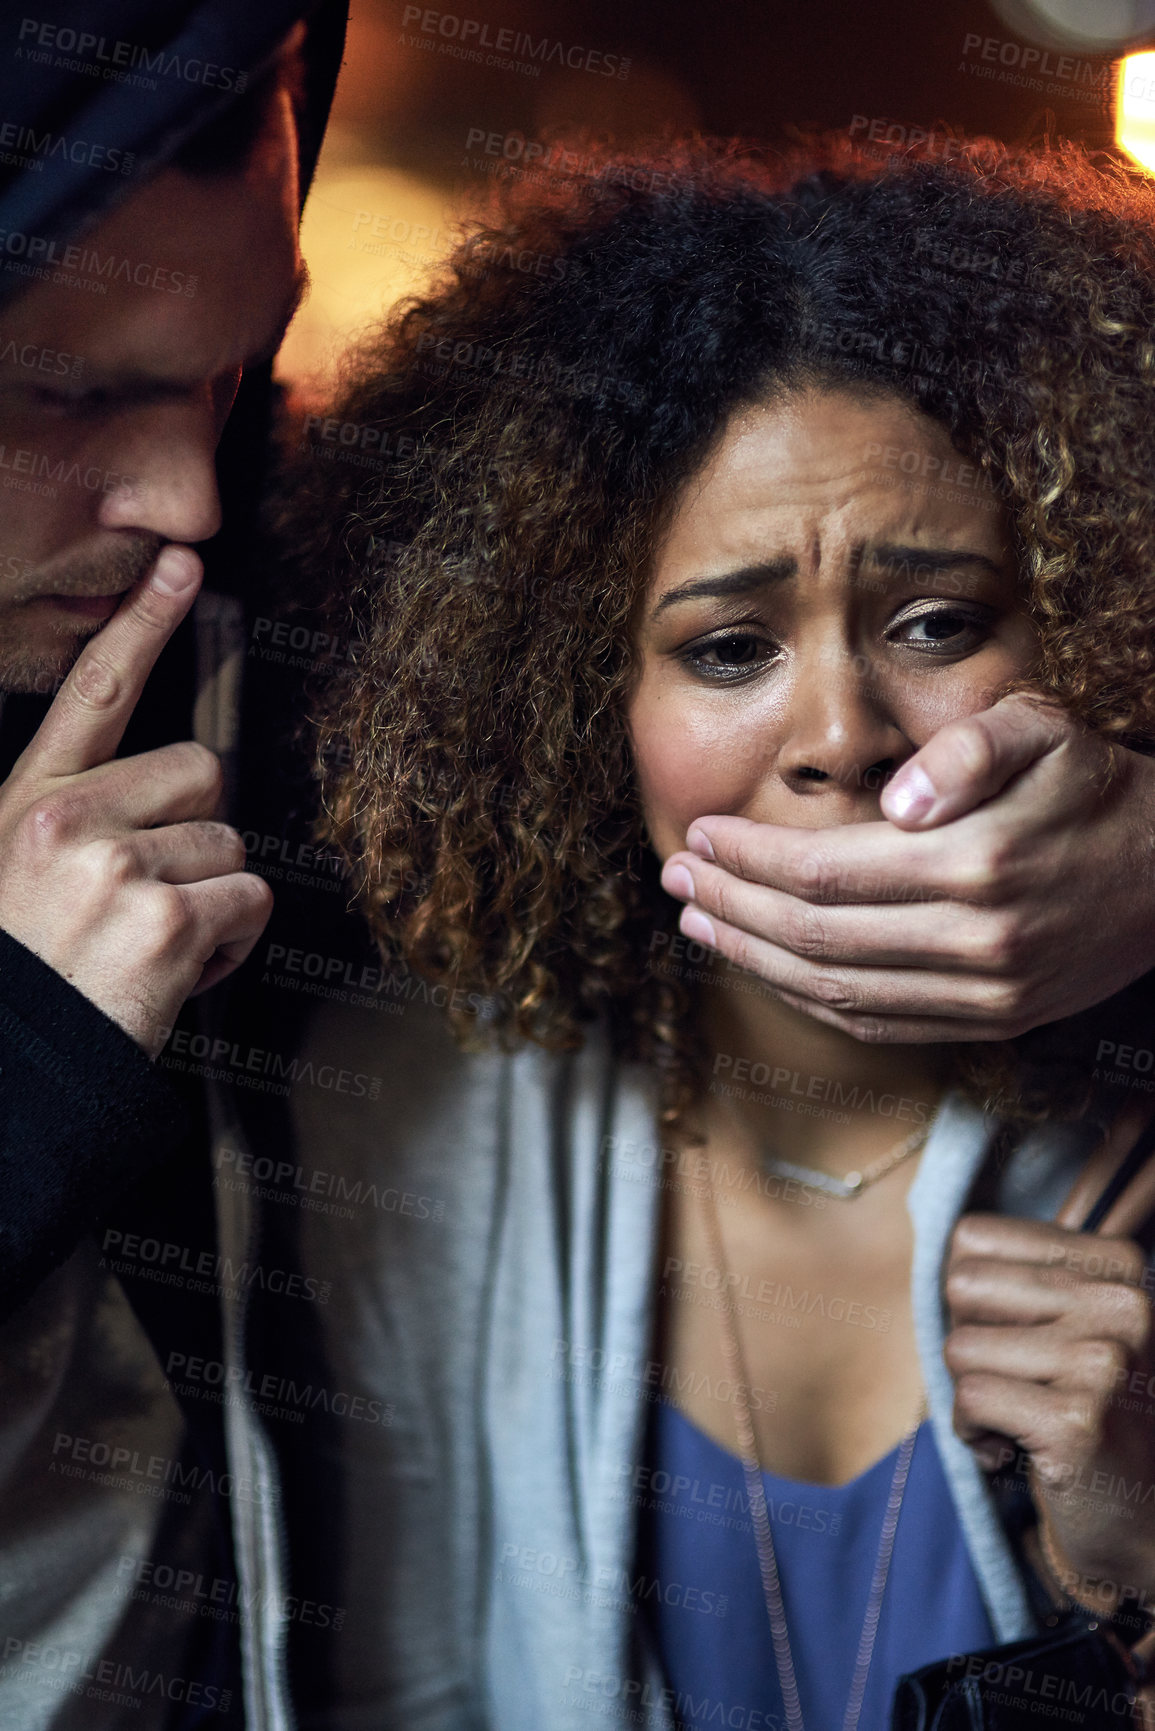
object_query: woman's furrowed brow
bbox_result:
[652,558,797,613]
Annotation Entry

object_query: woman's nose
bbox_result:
[777,654,912,808]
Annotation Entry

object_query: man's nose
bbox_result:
[777,652,912,808]
[94,400,223,546]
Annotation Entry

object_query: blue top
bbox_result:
[636,1400,996,1730]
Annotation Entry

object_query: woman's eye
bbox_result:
[891,606,988,652]
[683,631,778,678]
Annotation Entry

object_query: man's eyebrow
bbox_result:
[652,558,797,613]
[866,543,1003,578]
[60,260,313,395]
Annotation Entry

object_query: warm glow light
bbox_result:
[1116,50,1155,171]
[277,165,450,393]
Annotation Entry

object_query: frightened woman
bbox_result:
[255,138,1155,1728]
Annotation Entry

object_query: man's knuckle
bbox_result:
[1076,1338,1128,1387]
[796,845,840,904]
[943,1329,975,1373]
[1106,1282,1151,1344]
[944,1260,982,1309]
[85,836,137,886]
[984,832,1020,883]
[952,835,1017,903]
[951,1216,987,1257]
[175,742,223,801]
[1121,1233,1148,1270]
[1058,1394,1098,1445]
[240,873,275,924]
[848,1012,891,1042]
[124,588,172,635]
[809,969,858,1012]
[785,903,830,959]
[223,827,248,872]
[22,795,72,850]
[950,855,992,899]
[951,1373,984,1420]
[140,888,193,957]
[201,821,245,872]
[68,654,121,711]
[708,874,739,927]
[725,931,755,976]
[983,975,1029,1020]
[728,835,759,883]
[1114,1242,1150,1287]
[947,717,998,785]
[973,912,1028,974]
[246,872,275,914]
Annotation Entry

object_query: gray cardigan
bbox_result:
[216,995,1100,1730]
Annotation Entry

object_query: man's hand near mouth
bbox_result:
[0,543,272,1056]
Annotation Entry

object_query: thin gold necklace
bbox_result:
[698,1173,925,1731]
[758,1123,931,1199]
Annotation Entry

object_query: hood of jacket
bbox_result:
[0,0,347,303]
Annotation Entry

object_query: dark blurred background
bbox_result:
[279,0,1155,386]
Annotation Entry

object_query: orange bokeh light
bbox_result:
[1116,51,1155,172]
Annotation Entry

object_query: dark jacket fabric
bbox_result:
[0,0,348,1316]
[0,927,189,1313]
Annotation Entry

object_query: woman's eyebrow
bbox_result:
[866,543,1003,578]
[652,558,797,613]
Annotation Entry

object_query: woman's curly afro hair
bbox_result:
[294,134,1155,1127]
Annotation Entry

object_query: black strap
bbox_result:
[1079,1114,1155,1232]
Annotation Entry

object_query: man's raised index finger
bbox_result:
[17,546,203,781]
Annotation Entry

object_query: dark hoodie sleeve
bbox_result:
[0,928,187,1319]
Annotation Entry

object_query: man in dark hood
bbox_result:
[0,0,344,1311]
[0,6,346,1725]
